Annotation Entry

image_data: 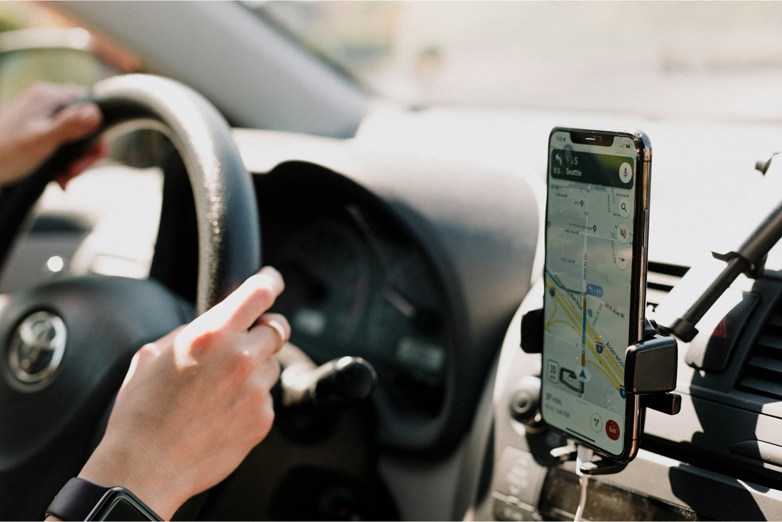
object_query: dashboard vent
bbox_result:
[646,262,688,310]
[737,303,782,400]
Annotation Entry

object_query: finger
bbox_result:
[248,313,291,358]
[254,356,281,390]
[254,313,290,351]
[207,267,285,331]
[48,102,102,143]
[57,139,108,189]
[254,313,290,341]
[26,82,87,112]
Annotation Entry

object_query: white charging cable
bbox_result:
[573,445,593,521]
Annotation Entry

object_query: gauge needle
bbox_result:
[383,287,417,319]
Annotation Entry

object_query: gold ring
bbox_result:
[259,317,288,349]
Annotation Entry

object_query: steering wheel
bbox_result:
[0,74,260,519]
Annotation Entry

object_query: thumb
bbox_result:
[46,102,102,144]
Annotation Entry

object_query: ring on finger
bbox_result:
[259,317,288,351]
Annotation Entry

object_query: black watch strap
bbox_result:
[46,478,110,520]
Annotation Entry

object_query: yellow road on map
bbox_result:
[544,272,624,390]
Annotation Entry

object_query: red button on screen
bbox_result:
[605,419,621,441]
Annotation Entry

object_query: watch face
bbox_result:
[100,498,152,521]
[89,491,159,521]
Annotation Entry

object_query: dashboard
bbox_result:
[146,148,538,467]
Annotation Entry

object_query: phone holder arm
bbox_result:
[662,191,782,342]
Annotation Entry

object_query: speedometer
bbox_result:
[367,248,447,417]
[271,219,371,356]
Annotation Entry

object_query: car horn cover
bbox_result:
[6,310,66,389]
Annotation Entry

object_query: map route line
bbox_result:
[544,271,624,389]
[545,269,625,376]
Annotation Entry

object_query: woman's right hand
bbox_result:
[76,266,290,520]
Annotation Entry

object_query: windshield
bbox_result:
[248,1,782,122]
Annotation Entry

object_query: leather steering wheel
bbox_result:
[0,74,260,519]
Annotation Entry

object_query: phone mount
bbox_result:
[520,309,681,475]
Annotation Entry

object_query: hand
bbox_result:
[76,267,290,520]
[0,82,104,188]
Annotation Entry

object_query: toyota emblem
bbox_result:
[8,311,66,387]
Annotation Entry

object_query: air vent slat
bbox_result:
[766,314,782,329]
[755,334,782,352]
[739,300,782,400]
[738,376,782,399]
[647,272,683,291]
[744,355,782,376]
[645,262,688,309]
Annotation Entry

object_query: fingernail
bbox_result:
[257,266,284,292]
[259,266,280,278]
[77,104,100,123]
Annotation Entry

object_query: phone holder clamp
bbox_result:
[520,309,681,475]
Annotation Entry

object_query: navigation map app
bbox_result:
[542,131,638,455]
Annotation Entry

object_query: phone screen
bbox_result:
[542,128,650,458]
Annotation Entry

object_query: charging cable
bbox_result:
[573,445,592,521]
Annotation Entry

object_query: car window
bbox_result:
[0,2,140,103]
[248,1,782,123]
[0,3,164,286]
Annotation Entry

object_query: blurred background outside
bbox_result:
[1,1,782,121]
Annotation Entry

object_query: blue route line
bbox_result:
[581,297,587,345]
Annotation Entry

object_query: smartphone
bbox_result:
[541,127,651,461]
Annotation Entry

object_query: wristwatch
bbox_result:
[46,478,161,521]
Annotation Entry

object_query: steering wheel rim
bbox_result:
[0,73,261,313]
[0,74,261,519]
